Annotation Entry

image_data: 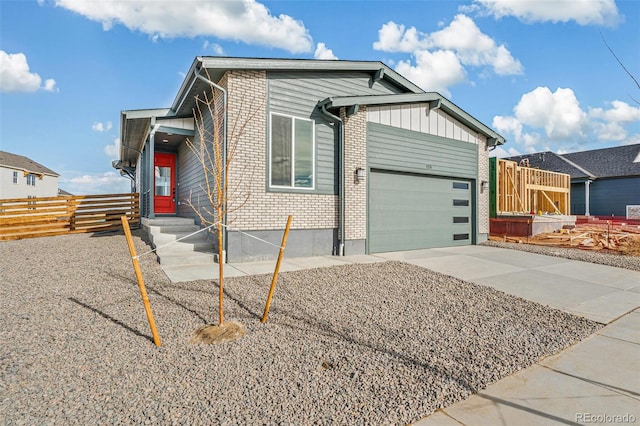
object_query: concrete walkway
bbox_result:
[161,245,640,425]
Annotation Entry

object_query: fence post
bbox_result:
[67,197,76,231]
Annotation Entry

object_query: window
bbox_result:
[13,171,18,184]
[453,181,469,190]
[26,174,36,186]
[453,216,469,223]
[453,199,469,207]
[270,113,314,189]
[155,166,171,196]
[453,233,470,241]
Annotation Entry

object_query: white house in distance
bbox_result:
[0,151,60,199]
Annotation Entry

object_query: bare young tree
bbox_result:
[183,71,258,330]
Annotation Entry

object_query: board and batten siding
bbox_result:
[367,104,481,145]
[268,71,405,194]
[367,122,478,179]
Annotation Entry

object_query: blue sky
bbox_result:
[1,0,639,194]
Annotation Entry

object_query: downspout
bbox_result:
[194,67,228,261]
[319,101,345,256]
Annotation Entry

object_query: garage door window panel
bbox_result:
[270,113,314,189]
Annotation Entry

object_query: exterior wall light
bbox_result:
[355,167,365,183]
[481,180,489,193]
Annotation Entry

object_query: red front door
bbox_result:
[154,152,176,214]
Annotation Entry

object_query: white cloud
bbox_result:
[492,115,523,141]
[104,138,120,158]
[489,145,522,158]
[92,121,113,132]
[589,100,640,123]
[493,88,639,153]
[373,21,427,53]
[59,171,130,195]
[373,15,521,93]
[623,134,640,146]
[473,0,619,26]
[427,15,523,75]
[592,121,627,141]
[589,101,640,141]
[55,0,313,53]
[513,87,587,140]
[314,43,338,60]
[395,50,466,97]
[203,41,224,55]
[0,50,57,93]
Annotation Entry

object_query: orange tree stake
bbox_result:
[262,215,293,323]
[120,216,162,346]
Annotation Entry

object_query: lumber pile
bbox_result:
[527,225,640,254]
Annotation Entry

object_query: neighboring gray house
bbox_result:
[0,151,60,199]
[506,144,640,217]
[115,57,505,262]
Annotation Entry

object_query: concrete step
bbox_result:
[148,224,201,234]
[156,250,216,266]
[142,217,197,227]
[150,231,209,246]
[155,240,213,254]
[142,216,216,267]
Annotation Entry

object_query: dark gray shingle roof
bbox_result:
[0,151,59,177]
[505,144,640,179]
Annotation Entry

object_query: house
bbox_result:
[0,151,60,199]
[115,57,505,262]
[506,145,640,218]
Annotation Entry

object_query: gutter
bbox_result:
[193,66,229,261]
[318,99,345,256]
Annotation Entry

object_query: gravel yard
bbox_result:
[483,240,640,271]
[1,232,602,425]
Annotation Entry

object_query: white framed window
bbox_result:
[269,113,315,189]
[26,174,36,186]
[13,171,18,184]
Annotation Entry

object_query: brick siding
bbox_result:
[478,137,490,235]
[341,106,368,240]
[225,70,338,231]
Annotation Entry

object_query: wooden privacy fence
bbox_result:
[0,193,139,240]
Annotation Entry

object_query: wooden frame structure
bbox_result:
[490,158,570,216]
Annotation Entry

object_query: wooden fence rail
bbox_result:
[0,193,139,240]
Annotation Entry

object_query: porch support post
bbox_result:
[148,124,156,219]
[584,180,590,216]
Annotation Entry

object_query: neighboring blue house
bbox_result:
[506,144,640,217]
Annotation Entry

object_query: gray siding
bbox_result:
[367,122,478,179]
[176,110,217,225]
[268,72,405,194]
[589,177,640,216]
